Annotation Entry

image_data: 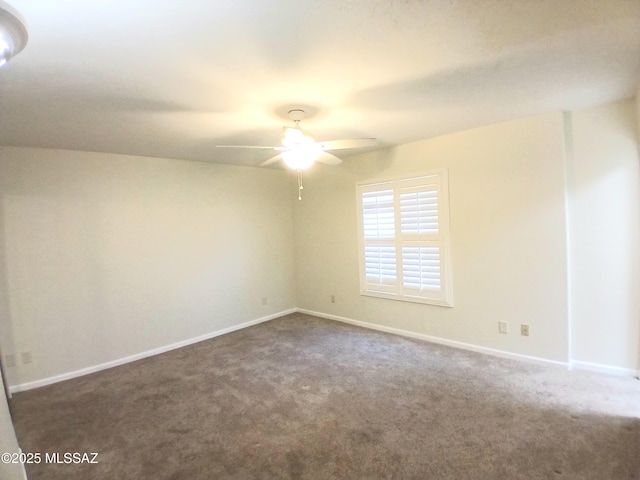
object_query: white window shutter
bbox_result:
[357,170,453,307]
[364,245,397,293]
[362,189,395,239]
[399,184,439,237]
[401,244,441,293]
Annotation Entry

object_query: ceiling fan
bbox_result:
[216,109,377,171]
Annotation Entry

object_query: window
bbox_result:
[356,169,453,307]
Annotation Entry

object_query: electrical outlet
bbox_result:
[261,297,268,306]
[331,295,336,304]
[520,324,530,337]
[498,321,508,334]
[4,354,16,367]
[21,351,33,364]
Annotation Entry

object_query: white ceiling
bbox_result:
[1,0,639,167]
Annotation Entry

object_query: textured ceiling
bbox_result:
[1,0,639,167]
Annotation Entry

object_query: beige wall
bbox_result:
[568,100,640,371]
[294,112,570,363]
[0,147,296,387]
[0,370,26,480]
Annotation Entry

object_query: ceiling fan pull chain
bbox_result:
[297,170,304,200]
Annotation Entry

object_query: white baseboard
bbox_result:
[299,309,640,377]
[11,307,636,393]
[10,308,296,394]
[569,360,640,378]
[297,308,572,369]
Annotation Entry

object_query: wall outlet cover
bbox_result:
[4,354,16,367]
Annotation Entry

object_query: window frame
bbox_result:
[356,169,454,307]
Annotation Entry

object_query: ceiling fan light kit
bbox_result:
[281,149,318,171]
[0,0,28,67]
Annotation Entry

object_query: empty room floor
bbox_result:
[10,313,640,480]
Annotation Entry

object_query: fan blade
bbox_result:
[317,138,377,150]
[315,152,343,166]
[217,145,286,150]
[259,154,283,167]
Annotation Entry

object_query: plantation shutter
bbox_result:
[361,187,398,294]
[399,178,442,298]
[357,170,453,307]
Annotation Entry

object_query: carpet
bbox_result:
[10,313,640,479]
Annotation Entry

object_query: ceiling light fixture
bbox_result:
[280,115,321,171]
[0,0,28,67]
[279,114,321,197]
[281,149,319,171]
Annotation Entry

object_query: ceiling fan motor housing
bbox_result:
[288,109,306,122]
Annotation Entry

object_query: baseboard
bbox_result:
[299,309,640,377]
[11,307,636,393]
[569,360,640,378]
[10,308,296,394]
[297,308,570,369]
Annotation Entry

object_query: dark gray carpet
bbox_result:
[10,313,640,479]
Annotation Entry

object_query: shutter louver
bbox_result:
[365,245,397,291]
[400,186,438,236]
[402,245,441,293]
[362,190,395,239]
